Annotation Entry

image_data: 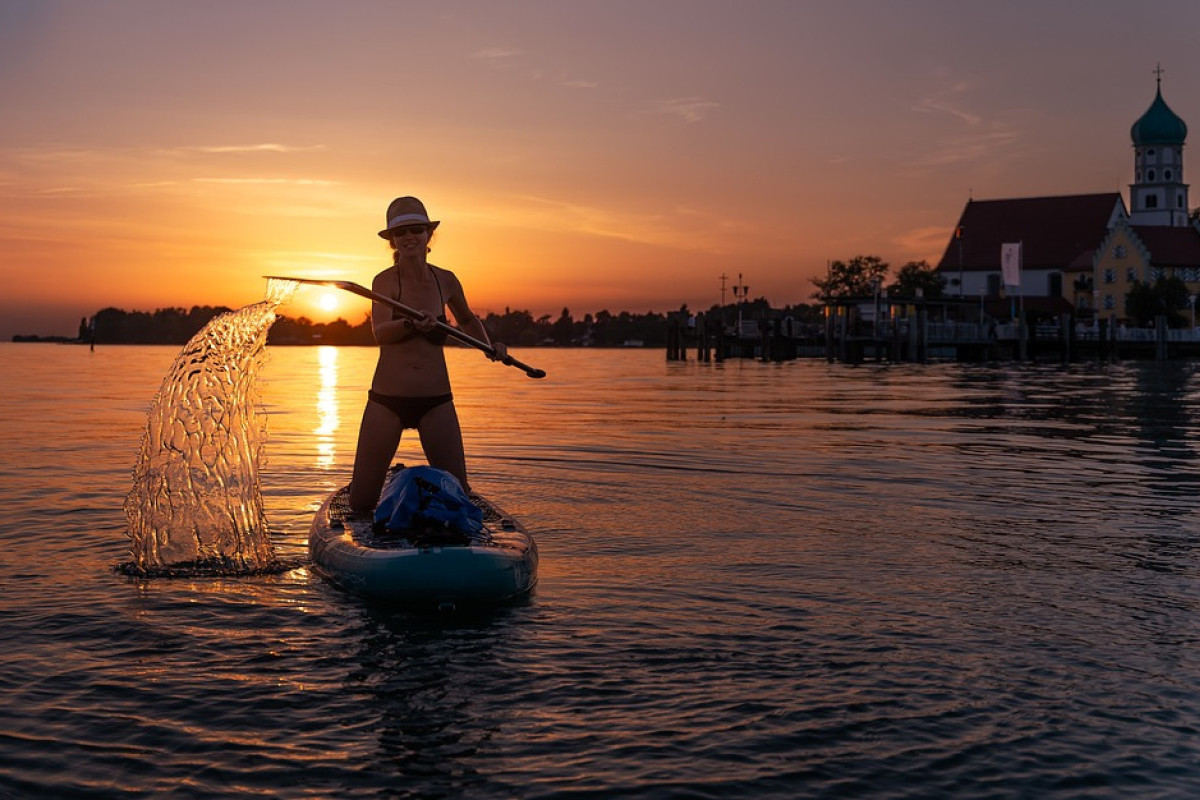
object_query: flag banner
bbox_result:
[1001,242,1022,287]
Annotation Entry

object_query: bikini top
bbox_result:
[392,265,449,345]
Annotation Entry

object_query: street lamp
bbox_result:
[732,273,748,329]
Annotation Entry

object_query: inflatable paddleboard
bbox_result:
[309,470,537,610]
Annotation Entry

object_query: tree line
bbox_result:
[69,305,707,347]
[810,256,947,300]
[73,301,829,347]
[21,258,957,345]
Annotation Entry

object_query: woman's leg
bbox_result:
[417,401,469,491]
[348,400,403,513]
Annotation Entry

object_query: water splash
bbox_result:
[118,279,300,577]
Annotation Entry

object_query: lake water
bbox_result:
[2,341,1199,799]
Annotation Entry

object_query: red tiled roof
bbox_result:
[1128,225,1200,266]
[935,193,1125,273]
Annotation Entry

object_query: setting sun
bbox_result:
[318,292,339,313]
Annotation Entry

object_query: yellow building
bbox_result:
[1094,224,1200,321]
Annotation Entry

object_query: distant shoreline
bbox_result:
[5,337,655,349]
[9,335,90,344]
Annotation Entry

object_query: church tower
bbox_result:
[1129,66,1189,226]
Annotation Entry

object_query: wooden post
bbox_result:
[906,311,918,362]
[838,308,849,363]
[919,309,928,363]
[1018,311,1028,361]
[1060,313,1071,364]
[825,305,835,362]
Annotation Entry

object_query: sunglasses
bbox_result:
[390,224,430,237]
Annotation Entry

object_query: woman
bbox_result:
[348,196,504,514]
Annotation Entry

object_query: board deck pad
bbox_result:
[324,467,528,551]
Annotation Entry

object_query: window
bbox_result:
[1150,267,1163,281]
[1166,169,1173,180]
[1103,268,1115,284]
[1114,245,1126,258]
[1147,194,1159,208]
[1149,170,1156,181]
[1127,267,1138,282]
[1104,294,1116,310]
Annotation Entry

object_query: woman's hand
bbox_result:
[409,311,438,334]
[488,341,508,362]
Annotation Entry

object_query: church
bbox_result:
[935,72,1200,323]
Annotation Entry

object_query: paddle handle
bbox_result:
[266,276,546,379]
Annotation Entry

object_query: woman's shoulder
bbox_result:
[428,263,462,289]
[371,266,398,290]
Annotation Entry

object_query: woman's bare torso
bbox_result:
[370,263,453,396]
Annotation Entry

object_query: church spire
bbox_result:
[1129,66,1189,226]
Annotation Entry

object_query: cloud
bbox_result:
[893,224,956,261]
[472,47,523,61]
[912,81,982,126]
[192,177,338,186]
[913,99,982,127]
[656,97,719,124]
[34,186,89,195]
[905,80,1022,169]
[13,147,105,164]
[257,250,379,276]
[906,129,1021,169]
[192,144,327,154]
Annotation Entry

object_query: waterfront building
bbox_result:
[936,72,1200,324]
[936,193,1125,319]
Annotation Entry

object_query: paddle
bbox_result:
[264,276,546,379]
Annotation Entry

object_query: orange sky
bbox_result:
[5,0,1200,338]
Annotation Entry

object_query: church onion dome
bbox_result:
[1131,86,1187,145]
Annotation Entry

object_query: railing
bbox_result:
[726,318,1200,344]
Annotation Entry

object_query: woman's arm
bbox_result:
[370,272,424,345]
[445,271,507,359]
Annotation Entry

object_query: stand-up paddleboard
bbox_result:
[308,468,537,610]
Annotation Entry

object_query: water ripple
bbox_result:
[3,348,1200,798]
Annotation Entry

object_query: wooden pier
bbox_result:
[666,303,1200,364]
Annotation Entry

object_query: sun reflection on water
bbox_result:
[314,345,339,470]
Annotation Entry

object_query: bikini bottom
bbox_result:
[367,390,454,430]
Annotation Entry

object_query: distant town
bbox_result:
[11,298,827,349]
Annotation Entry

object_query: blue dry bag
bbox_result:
[374,466,483,536]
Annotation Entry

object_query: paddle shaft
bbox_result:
[265,276,546,379]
